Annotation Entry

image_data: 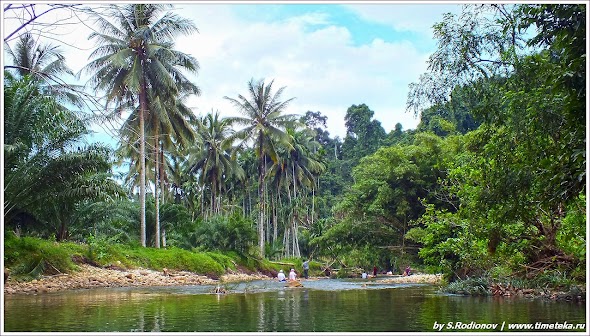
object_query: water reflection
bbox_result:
[4,282,586,332]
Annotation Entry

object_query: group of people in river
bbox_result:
[362,265,411,279]
[277,259,413,282]
[277,259,311,283]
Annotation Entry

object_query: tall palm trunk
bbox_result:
[154,129,161,248]
[257,143,266,257]
[139,86,147,247]
[211,172,217,215]
[273,191,279,243]
[291,161,301,257]
[258,171,265,257]
[159,144,166,247]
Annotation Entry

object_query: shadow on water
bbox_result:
[4,278,586,332]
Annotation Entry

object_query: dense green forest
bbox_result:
[3,4,586,285]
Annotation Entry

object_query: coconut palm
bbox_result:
[4,32,83,107]
[4,32,72,78]
[116,90,198,247]
[83,4,199,247]
[283,127,325,257]
[151,93,199,247]
[224,78,297,256]
[188,111,244,218]
[120,89,199,247]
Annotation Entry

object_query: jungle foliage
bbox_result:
[3,4,585,285]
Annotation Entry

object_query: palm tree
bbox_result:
[188,111,244,218]
[4,72,122,240]
[4,32,72,78]
[118,90,199,247]
[283,127,325,257]
[84,4,199,247]
[224,78,296,257]
[152,94,199,247]
[4,32,83,107]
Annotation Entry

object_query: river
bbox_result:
[3,278,586,332]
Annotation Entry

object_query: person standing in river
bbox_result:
[404,265,412,276]
[302,259,310,279]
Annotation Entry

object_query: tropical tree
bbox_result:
[4,32,83,107]
[406,4,586,279]
[188,111,244,217]
[4,32,72,79]
[282,127,325,257]
[224,78,297,256]
[4,72,122,240]
[119,89,199,247]
[83,4,199,247]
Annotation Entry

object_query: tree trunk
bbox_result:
[311,177,316,228]
[258,152,266,257]
[154,131,160,248]
[265,185,270,245]
[139,86,147,247]
[159,144,166,247]
[292,161,300,257]
[211,174,216,216]
[273,192,278,243]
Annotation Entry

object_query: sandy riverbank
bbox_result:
[3,264,270,295]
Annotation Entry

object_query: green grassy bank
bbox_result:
[3,233,320,281]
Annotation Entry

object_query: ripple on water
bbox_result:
[130,278,431,295]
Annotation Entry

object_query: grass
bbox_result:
[4,233,275,280]
[4,232,85,280]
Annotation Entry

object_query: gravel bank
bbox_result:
[4,264,270,295]
[375,273,443,284]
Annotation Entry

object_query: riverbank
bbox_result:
[3,264,271,295]
[375,273,443,284]
[4,265,446,295]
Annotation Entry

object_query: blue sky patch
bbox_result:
[231,4,433,50]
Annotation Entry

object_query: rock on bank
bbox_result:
[4,264,270,294]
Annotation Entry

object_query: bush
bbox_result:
[443,277,491,296]
[194,213,256,254]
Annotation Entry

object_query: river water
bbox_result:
[3,278,586,332]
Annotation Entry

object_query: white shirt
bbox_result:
[289,270,296,280]
[278,272,286,281]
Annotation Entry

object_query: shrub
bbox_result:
[443,277,491,296]
[194,213,256,254]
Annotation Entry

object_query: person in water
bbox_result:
[277,269,286,282]
[302,259,310,279]
[289,268,297,281]
[404,265,412,276]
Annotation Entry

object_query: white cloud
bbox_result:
[4,3,447,140]
[176,4,434,137]
[344,4,460,34]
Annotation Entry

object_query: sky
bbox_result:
[3,1,462,146]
